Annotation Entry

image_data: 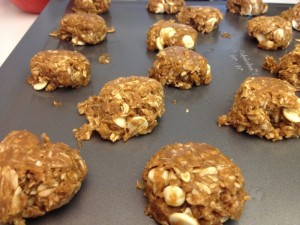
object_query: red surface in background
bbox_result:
[10,0,49,14]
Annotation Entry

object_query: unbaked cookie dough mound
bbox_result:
[27,50,90,91]
[147,20,198,51]
[0,130,88,225]
[176,6,223,34]
[147,0,185,14]
[50,12,107,45]
[148,46,212,89]
[227,0,268,16]
[280,3,300,31]
[263,45,300,90]
[73,76,165,144]
[73,0,111,14]
[218,77,300,141]
[247,16,292,50]
[142,142,250,225]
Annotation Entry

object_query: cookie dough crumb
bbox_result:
[73,0,111,14]
[98,52,110,64]
[173,99,177,104]
[147,0,185,14]
[218,77,300,141]
[247,16,292,50]
[53,100,63,107]
[136,180,144,190]
[227,0,268,16]
[142,142,249,225]
[107,26,116,33]
[73,76,165,144]
[263,45,300,90]
[176,6,223,33]
[221,32,231,38]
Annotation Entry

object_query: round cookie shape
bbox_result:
[218,77,300,141]
[227,0,268,16]
[176,6,223,34]
[147,20,198,51]
[142,142,249,225]
[148,46,212,89]
[73,0,111,14]
[147,0,185,14]
[280,3,300,31]
[73,76,165,144]
[263,45,300,90]
[0,130,88,225]
[50,12,107,45]
[27,50,91,91]
[247,16,292,50]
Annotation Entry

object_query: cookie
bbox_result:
[73,76,165,144]
[27,50,90,91]
[0,130,88,225]
[147,0,185,14]
[227,0,268,16]
[142,142,249,225]
[73,0,111,14]
[263,45,300,90]
[147,20,197,51]
[280,3,300,31]
[176,6,223,33]
[218,77,300,141]
[247,16,292,50]
[50,12,107,45]
[148,46,212,89]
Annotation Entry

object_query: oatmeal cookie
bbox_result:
[0,130,88,225]
[247,16,292,50]
[27,50,90,91]
[142,142,250,225]
[73,0,111,14]
[148,46,212,89]
[50,12,107,45]
[73,76,165,144]
[280,3,300,31]
[227,0,268,16]
[263,45,300,90]
[176,6,223,33]
[147,20,197,51]
[218,77,300,141]
[147,0,185,14]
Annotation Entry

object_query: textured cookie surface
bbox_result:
[176,7,223,33]
[73,76,165,144]
[73,0,111,14]
[218,77,300,141]
[0,130,88,225]
[147,0,185,14]
[149,46,212,89]
[227,0,268,16]
[247,16,292,50]
[142,142,249,225]
[50,12,107,45]
[147,20,197,51]
[280,3,300,30]
[27,50,90,91]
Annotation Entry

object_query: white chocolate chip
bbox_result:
[292,19,300,31]
[160,27,176,38]
[207,17,217,26]
[163,185,186,207]
[33,81,48,90]
[148,167,169,183]
[283,107,300,123]
[182,35,195,49]
[220,217,229,223]
[169,212,199,225]
[156,37,164,50]
[274,28,284,39]
[113,117,126,128]
[256,33,266,43]
[266,40,274,49]
[206,64,211,75]
[155,3,165,13]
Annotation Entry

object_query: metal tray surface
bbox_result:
[0,1,300,225]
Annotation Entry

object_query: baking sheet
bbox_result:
[0,1,300,225]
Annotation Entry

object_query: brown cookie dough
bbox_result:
[147,0,185,14]
[148,46,212,89]
[280,3,300,31]
[247,16,292,50]
[0,130,88,225]
[218,77,300,141]
[176,6,223,34]
[227,0,268,16]
[50,12,107,45]
[27,50,90,91]
[73,76,165,144]
[142,142,250,225]
[73,0,111,14]
[147,20,198,51]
